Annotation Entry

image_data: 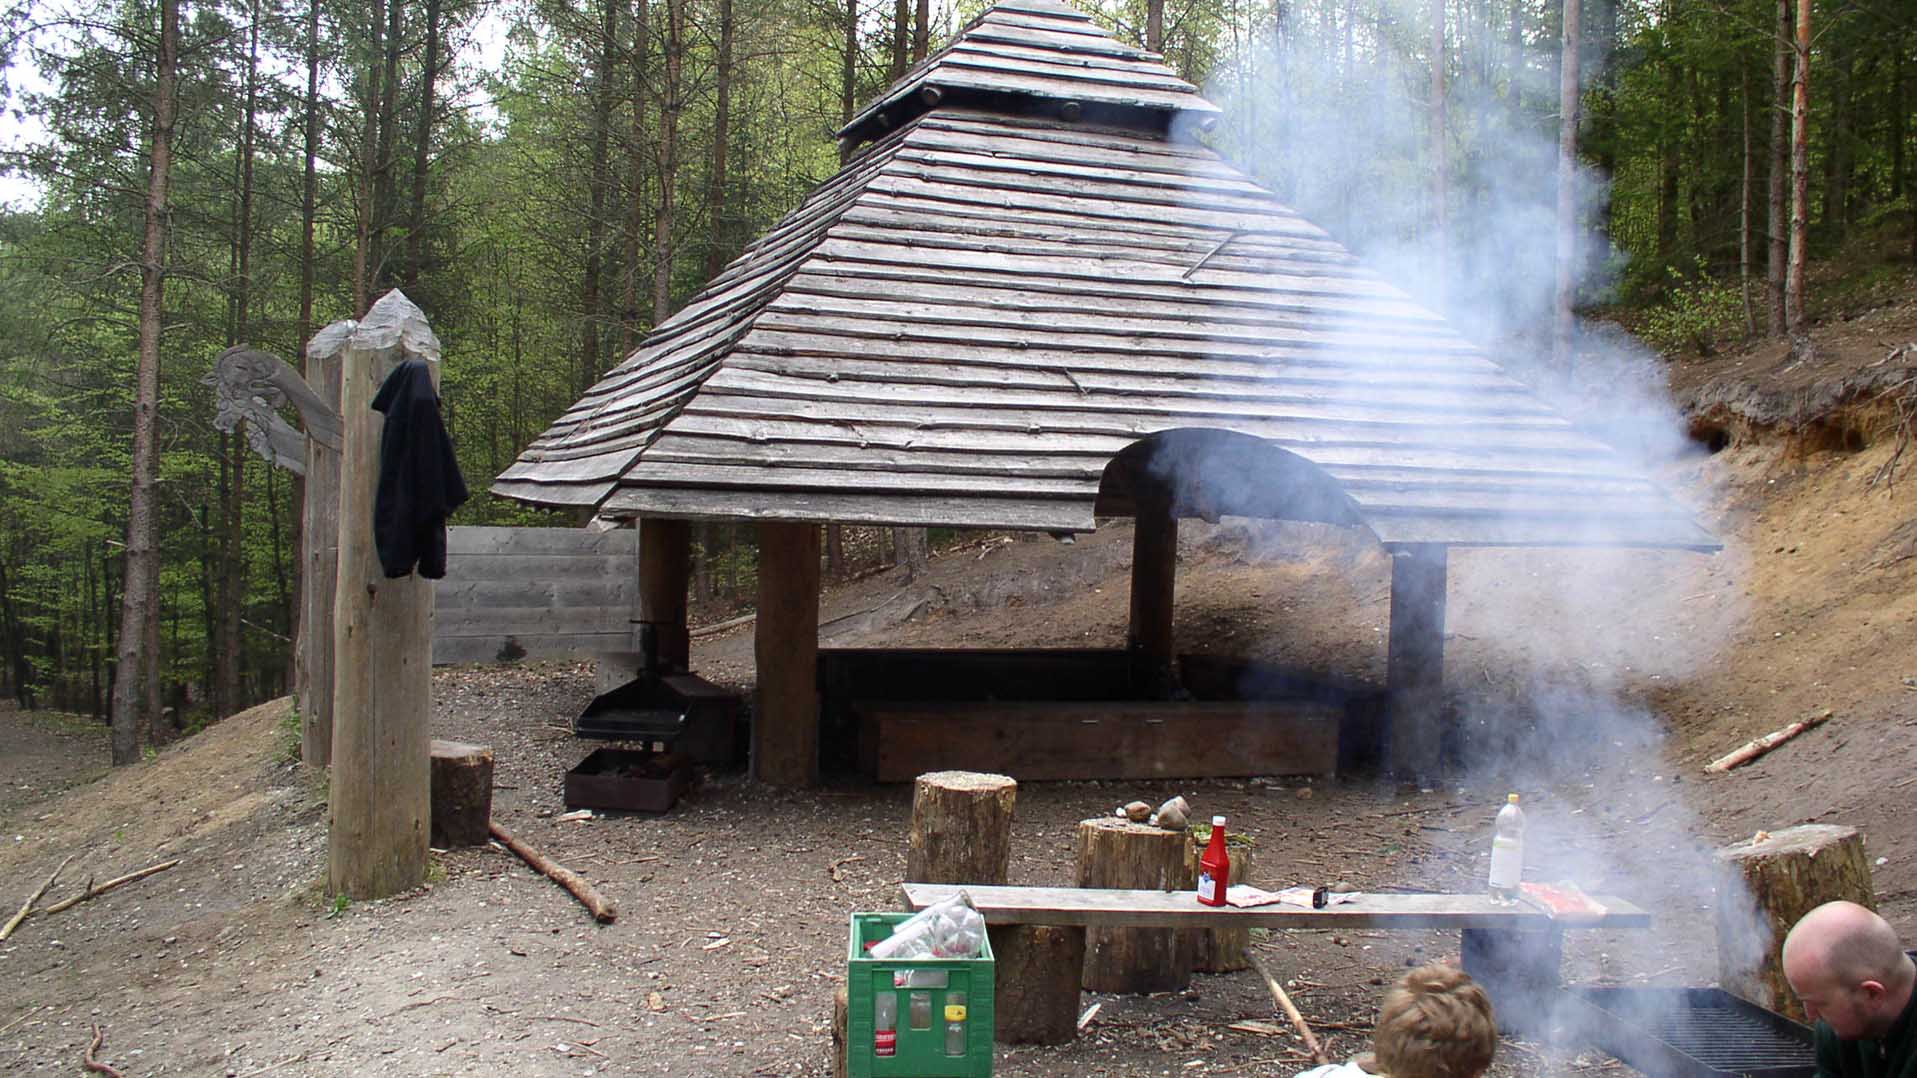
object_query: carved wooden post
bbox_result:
[753,521,820,786]
[1385,544,1448,781]
[328,290,439,899]
[299,326,347,765]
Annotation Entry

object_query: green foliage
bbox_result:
[324,893,351,919]
[1638,260,1749,356]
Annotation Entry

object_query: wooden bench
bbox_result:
[903,882,1651,1036]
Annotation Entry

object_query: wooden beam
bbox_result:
[752,521,820,785]
[1384,544,1447,780]
[901,883,1651,930]
[327,291,438,900]
[638,517,691,673]
[868,700,1339,782]
[1126,482,1177,697]
[297,326,344,767]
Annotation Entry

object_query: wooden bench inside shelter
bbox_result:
[903,882,1652,1037]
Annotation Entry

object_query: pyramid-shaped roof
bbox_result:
[493,2,1715,551]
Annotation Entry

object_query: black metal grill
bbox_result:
[1565,987,1816,1078]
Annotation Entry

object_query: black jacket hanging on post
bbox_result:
[372,358,468,579]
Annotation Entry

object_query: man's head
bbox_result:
[1372,963,1497,1078]
[1781,900,1915,1040]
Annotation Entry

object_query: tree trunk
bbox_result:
[841,0,858,133]
[405,0,443,288]
[352,0,385,315]
[623,0,652,352]
[892,0,909,79]
[1430,0,1449,307]
[292,0,321,712]
[1075,818,1193,993]
[1147,0,1164,51]
[892,527,928,580]
[370,0,403,295]
[1766,0,1790,336]
[112,0,178,766]
[1714,824,1874,1023]
[652,0,683,324]
[1740,63,1757,338]
[994,925,1085,1044]
[1552,0,1580,374]
[913,0,928,61]
[583,0,619,394]
[825,524,844,578]
[704,0,734,283]
[1784,0,1809,351]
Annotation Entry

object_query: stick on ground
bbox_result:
[1248,953,1330,1066]
[82,1024,123,1078]
[42,859,180,916]
[1705,709,1832,773]
[489,821,617,923]
[0,853,77,941]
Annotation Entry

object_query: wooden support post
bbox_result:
[753,521,820,786]
[1384,544,1448,780]
[1714,824,1875,1022]
[429,739,493,847]
[1075,818,1192,994]
[297,326,346,766]
[327,290,438,900]
[638,517,690,674]
[1461,924,1562,1035]
[1126,485,1178,698]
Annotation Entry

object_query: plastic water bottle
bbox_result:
[1487,793,1525,905]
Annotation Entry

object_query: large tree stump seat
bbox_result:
[902,882,1651,1040]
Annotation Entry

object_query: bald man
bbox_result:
[1781,901,1917,1077]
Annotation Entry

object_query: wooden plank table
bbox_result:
[902,882,1651,1036]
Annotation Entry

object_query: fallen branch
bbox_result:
[1248,953,1329,1066]
[828,854,864,884]
[1706,709,1833,773]
[490,822,617,924]
[0,852,77,941]
[42,859,180,916]
[82,1024,123,1078]
[0,1006,38,1038]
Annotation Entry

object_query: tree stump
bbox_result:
[1186,842,1253,973]
[907,771,1016,885]
[991,924,1086,1044]
[429,740,494,847]
[1715,823,1875,1021]
[1075,817,1193,993]
[831,983,849,1078]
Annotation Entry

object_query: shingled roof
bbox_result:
[493,0,1716,552]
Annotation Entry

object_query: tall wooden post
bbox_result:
[1385,544,1448,781]
[297,323,347,766]
[1127,486,1178,697]
[328,290,439,899]
[638,517,691,673]
[753,521,820,786]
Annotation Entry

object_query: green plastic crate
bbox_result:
[847,911,995,1077]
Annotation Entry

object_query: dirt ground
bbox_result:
[2,305,1914,1076]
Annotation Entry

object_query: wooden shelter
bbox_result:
[495,0,1715,785]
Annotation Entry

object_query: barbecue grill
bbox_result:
[574,672,740,765]
[1564,986,1816,1078]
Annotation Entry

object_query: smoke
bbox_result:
[1152,0,1771,1035]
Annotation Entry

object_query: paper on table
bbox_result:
[1224,884,1362,909]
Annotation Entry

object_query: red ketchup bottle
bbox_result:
[1197,815,1230,907]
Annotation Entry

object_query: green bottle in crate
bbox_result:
[847,911,995,1077]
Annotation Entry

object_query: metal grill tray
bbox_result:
[1565,987,1816,1078]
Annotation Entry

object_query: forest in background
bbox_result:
[0,0,1910,739]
